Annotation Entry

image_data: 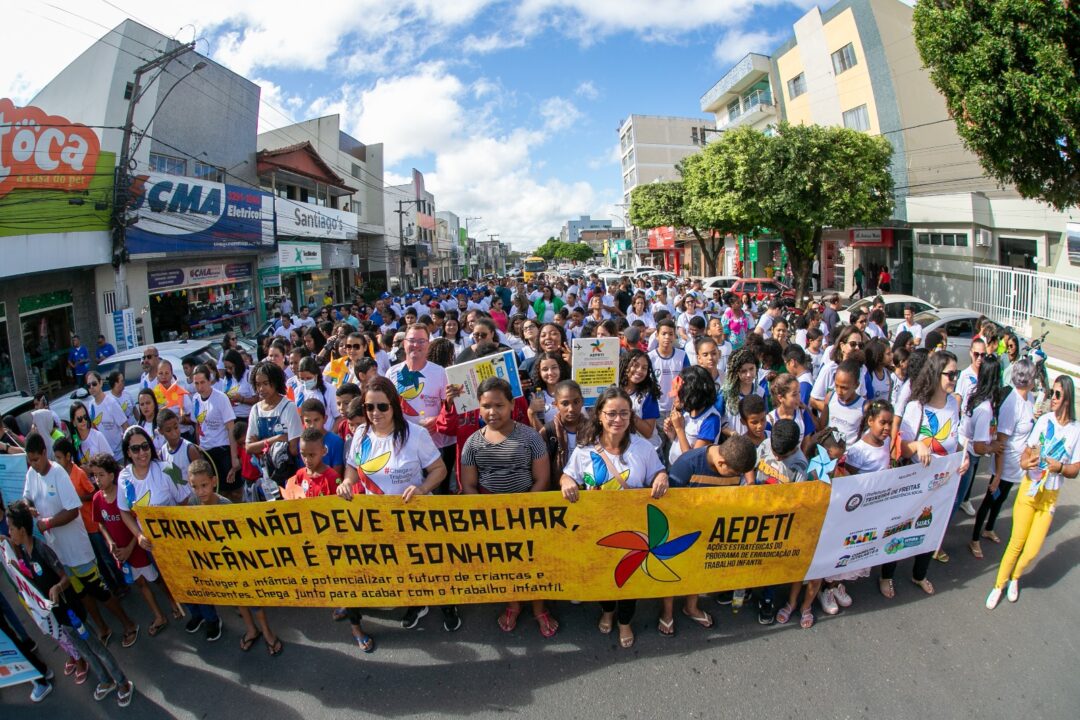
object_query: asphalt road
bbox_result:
[4,472,1078,720]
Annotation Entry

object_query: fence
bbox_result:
[972,265,1080,336]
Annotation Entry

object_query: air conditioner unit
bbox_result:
[976,229,992,247]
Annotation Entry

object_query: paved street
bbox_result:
[4,471,1077,720]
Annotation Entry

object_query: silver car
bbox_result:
[912,309,983,370]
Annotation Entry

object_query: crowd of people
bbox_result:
[2,271,1077,706]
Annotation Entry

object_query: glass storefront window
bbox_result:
[19,297,75,393]
[0,302,13,394]
[151,280,256,341]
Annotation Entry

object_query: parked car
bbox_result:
[50,340,219,421]
[838,294,937,334]
[730,278,797,305]
[0,392,36,438]
[912,308,983,369]
[699,275,740,293]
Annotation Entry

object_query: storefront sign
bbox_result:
[112,308,136,351]
[0,99,100,199]
[648,226,676,251]
[278,240,322,270]
[849,228,894,248]
[126,171,274,254]
[148,263,253,291]
[321,242,354,270]
[275,198,354,240]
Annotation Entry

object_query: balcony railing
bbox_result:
[972,265,1080,334]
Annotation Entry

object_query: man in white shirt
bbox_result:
[280,296,293,317]
[755,300,784,336]
[21,433,94,570]
[139,345,161,391]
[899,305,924,345]
[293,305,316,329]
[386,326,454,475]
[273,314,295,339]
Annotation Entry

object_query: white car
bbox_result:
[912,308,983,369]
[837,294,937,334]
[699,275,740,293]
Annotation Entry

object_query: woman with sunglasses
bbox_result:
[116,426,190,633]
[560,387,669,649]
[809,325,866,415]
[84,370,129,461]
[68,401,113,466]
[882,351,969,598]
[338,377,448,643]
[216,333,241,373]
[987,376,1080,608]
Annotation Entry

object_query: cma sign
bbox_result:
[127,172,243,237]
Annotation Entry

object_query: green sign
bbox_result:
[0,151,114,238]
[19,290,72,314]
[749,240,758,262]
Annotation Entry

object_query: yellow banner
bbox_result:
[136,484,830,608]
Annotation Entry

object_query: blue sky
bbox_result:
[4,0,847,249]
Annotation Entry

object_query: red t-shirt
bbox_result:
[92,491,151,568]
[284,466,340,499]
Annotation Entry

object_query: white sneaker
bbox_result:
[818,588,839,615]
[1006,579,1019,602]
[833,583,853,608]
[985,587,1002,610]
[959,500,977,516]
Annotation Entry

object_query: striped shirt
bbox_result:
[461,422,548,494]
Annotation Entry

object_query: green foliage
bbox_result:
[913,0,1080,210]
[534,237,562,260]
[557,242,594,262]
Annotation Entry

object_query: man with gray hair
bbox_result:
[140,346,160,390]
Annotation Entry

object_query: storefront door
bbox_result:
[0,302,13,394]
[19,291,74,394]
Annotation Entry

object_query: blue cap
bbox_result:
[455,288,468,297]
[379,292,391,300]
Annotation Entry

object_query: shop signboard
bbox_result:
[278,240,322,270]
[148,263,253,291]
[849,228,894,248]
[321,242,353,269]
[274,198,355,240]
[648,226,676,250]
[111,307,136,351]
[126,171,274,254]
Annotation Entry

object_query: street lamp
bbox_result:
[112,43,203,310]
[395,198,422,293]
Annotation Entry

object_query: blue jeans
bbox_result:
[185,603,219,622]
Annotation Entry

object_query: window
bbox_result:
[727,99,741,123]
[842,105,871,132]
[918,233,929,245]
[931,233,943,246]
[193,162,224,183]
[954,233,969,247]
[148,152,186,176]
[944,319,975,339]
[919,232,969,247]
[831,43,858,75]
[787,73,806,99]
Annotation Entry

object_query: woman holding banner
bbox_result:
[882,351,968,598]
[560,387,669,649]
[338,377,451,641]
[987,376,1080,609]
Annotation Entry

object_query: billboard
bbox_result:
[648,226,676,250]
[275,197,355,240]
[126,171,274,254]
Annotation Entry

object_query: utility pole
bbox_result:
[487,233,501,275]
[112,42,200,312]
[464,216,481,280]
[395,199,420,293]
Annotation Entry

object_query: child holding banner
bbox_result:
[460,377,556,637]
[560,387,669,649]
[527,351,571,432]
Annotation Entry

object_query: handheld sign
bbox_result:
[571,337,620,407]
[445,350,523,413]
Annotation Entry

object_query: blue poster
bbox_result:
[126,170,275,254]
[0,628,41,688]
[0,454,26,511]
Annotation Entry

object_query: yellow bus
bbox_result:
[523,256,547,282]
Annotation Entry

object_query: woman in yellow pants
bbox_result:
[987,376,1080,609]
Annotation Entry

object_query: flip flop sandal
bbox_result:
[682,609,714,629]
[332,608,348,622]
[799,609,815,629]
[933,550,950,563]
[598,615,614,635]
[172,607,186,620]
[619,630,635,648]
[776,603,795,624]
[122,625,140,648]
[74,664,89,685]
[657,617,676,637]
[536,611,559,638]
[355,633,376,654]
[982,531,1001,544]
[64,658,78,676]
[266,638,284,656]
[239,631,262,652]
[148,619,168,637]
[879,578,896,599]
[912,578,936,595]
[99,629,114,647]
[969,541,984,559]
[497,606,520,632]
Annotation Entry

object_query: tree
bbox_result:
[535,237,562,261]
[913,1,1080,210]
[690,124,894,302]
[629,178,730,277]
[556,242,594,263]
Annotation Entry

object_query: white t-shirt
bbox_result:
[955,367,979,410]
[899,320,923,345]
[388,361,452,448]
[1024,414,1080,492]
[812,358,866,402]
[117,461,192,511]
[997,389,1035,482]
[246,397,303,444]
[846,438,892,473]
[22,461,94,567]
[74,428,112,466]
[669,407,722,465]
[218,372,255,419]
[899,396,961,456]
[89,393,128,460]
[111,389,137,424]
[346,426,441,495]
[193,388,236,450]
[958,398,994,453]
[648,347,689,415]
[827,392,864,446]
[563,434,665,490]
[292,381,339,431]
[626,310,655,328]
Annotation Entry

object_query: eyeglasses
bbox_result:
[364,402,392,413]
[601,410,631,419]
[1053,390,1063,399]
[345,343,364,350]
[128,442,151,453]
[142,355,156,360]
[405,339,428,345]
[942,371,959,381]
[846,341,863,349]
[74,416,89,423]
[87,381,99,387]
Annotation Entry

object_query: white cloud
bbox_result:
[587,142,623,170]
[575,80,599,100]
[462,33,527,55]
[712,27,784,65]
[539,97,581,133]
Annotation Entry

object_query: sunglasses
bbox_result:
[128,442,151,453]
[74,416,89,423]
[942,371,959,381]
[1053,390,1063,399]
[971,351,985,359]
[142,355,156,360]
[846,341,863,349]
[364,402,392,413]
[87,381,99,387]
[345,343,364,350]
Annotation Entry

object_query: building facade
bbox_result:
[384,170,434,291]
[559,215,612,245]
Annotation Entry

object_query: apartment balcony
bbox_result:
[701,52,772,114]
[721,92,777,130]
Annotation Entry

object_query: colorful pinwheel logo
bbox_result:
[581,450,629,490]
[396,367,425,415]
[807,445,838,484]
[355,436,391,476]
[597,505,701,588]
[88,404,102,428]
[918,410,952,455]
[1036,423,1067,481]
[589,340,604,353]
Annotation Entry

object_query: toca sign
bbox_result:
[0,98,101,199]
